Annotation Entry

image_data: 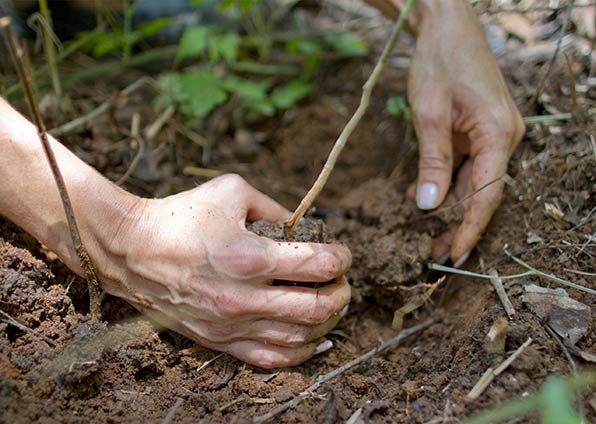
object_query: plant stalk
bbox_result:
[38,0,62,98]
[283,0,415,235]
[0,17,102,318]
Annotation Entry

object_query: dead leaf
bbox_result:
[526,232,544,244]
[523,284,591,345]
[575,349,596,363]
[544,202,566,222]
[484,316,508,355]
[392,277,444,331]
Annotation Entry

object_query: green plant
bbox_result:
[13,1,370,123]
[386,95,411,121]
[73,16,172,59]
[157,0,369,122]
[462,372,596,424]
[38,0,62,97]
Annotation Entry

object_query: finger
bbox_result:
[450,147,507,261]
[454,160,474,203]
[247,313,342,347]
[266,240,352,282]
[208,232,351,281]
[412,96,454,210]
[244,186,291,223]
[224,339,320,369]
[406,181,416,200]
[432,223,458,263]
[215,276,351,326]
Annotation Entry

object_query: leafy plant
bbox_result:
[61,0,370,123]
[73,17,172,58]
[462,372,595,424]
[386,95,411,121]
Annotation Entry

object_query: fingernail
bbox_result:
[339,304,349,319]
[454,250,471,268]
[437,253,450,265]
[314,340,333,355]
[417,183,439,210]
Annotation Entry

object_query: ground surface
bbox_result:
[1,1,595,423]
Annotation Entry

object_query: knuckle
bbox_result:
[211,239,273,278]
[202,321,234,342]
[316,253,341,280]
[307,301,335,325]
[418,154,451,173]
[228,249,273,278]
[215,292,248,319]
[415,105,448,131]
[278,327,309,347]
[218,173,247,192]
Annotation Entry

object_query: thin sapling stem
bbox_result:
[0,17,102,318]
[283,0,415,236]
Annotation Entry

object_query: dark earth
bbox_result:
[1,2,596,423]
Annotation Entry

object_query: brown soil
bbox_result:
[2,6,596,424]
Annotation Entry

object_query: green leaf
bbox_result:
[91,32,125,57]
[137,17,172,37]
[247,99,275,116]
[286,39,322,55]
[179,70,228,117]
[176,27,209,62]
[326,32,369,56]
[208,33,240,63]
[271,80,312,109]
[540,376,583,424]
[156,72,182,108]
[222,76,268,99]
[386,96,411,121]
[222,76,274,116]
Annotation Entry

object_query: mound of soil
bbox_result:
[2,12,596,423]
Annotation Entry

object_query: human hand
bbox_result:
[406,0,525,264]
[108,174,351,368]
[366,0,525,263]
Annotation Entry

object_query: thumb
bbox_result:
[412,104,453,210]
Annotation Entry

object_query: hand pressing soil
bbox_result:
[248,218,337,287]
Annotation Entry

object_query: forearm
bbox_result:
[365,0,476,35]
[0,98,140,296]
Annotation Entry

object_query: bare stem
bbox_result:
[1,17,102,318]
[283,0,415,235]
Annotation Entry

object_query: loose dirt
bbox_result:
[1,7,596,424]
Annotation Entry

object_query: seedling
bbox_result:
[283,0,415,236]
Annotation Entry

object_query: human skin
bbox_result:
[366,0,526,264]
[0,98,351,368]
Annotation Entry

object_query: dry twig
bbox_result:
[0,17,102,317]
[49,77,153,136]
[252,319,434,423]
[283,0,415,236]
[467,337,533,400]
[429,254,596,296]
[488,270,516,319]
[162,398,184,424]
[0,309,56,346]
[531,3,572,105]
[116,112,144,186]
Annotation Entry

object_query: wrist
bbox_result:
[0,99,145,298]
[74,176,146,299]
[415,0,478,36]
